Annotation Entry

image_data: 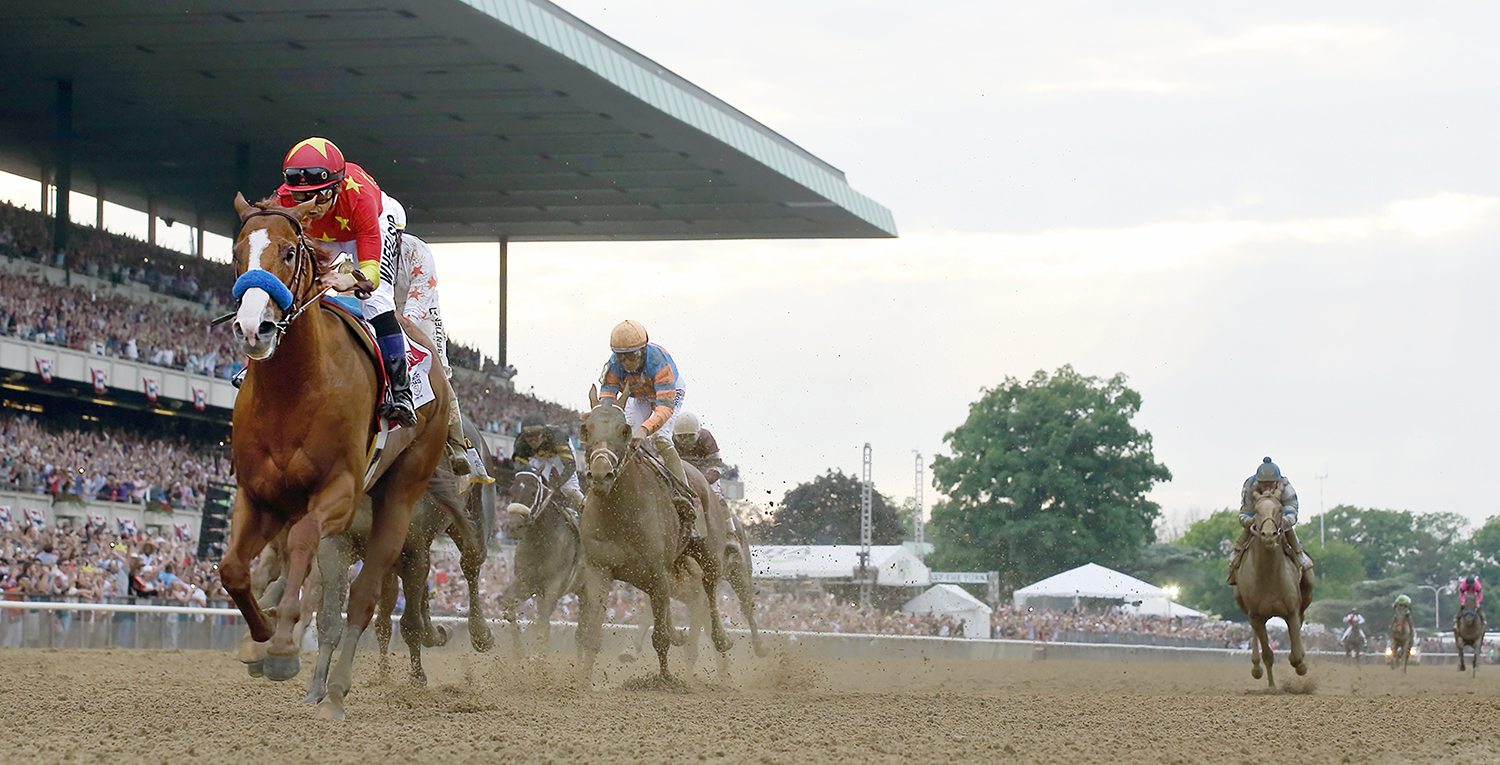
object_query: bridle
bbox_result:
[212,207,326,334]
[509,471,557,521]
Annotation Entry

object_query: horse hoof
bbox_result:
[246,659,264,678]
[427,624,452,648]
[1251,666,1263,680]
[409,671,428,687]
[262,653,301,682]
[713,636,734,654]
[473,628,495,653]
[315,696,346,722]
[1295,663,1308,676]
[754,643,771,659]
[617,651,638,663]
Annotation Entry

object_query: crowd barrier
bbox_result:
[4,598,1495,667]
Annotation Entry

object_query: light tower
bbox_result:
[913,450,925,559]
[859,442,873,607]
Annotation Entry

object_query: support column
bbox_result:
[235,143,251,197]
[147,198,158,246]
[95,181,105,229]
[53,80,74,260]
[195,211,205,258]
[40,166,50,217]
[497,238,508,369]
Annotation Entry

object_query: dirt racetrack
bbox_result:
[4,646,1500,764]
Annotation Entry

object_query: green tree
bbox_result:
[928,366,1171,591]
[1177,509,1241,557]
[749,469,905,545]
[1316,505,1469,582]
[1300,536,1364,600]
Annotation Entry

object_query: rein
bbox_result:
[511,471,558,521]
[211,208,327,332]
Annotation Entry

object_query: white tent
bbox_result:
[750,545,931,587]
[903,584,993,638]
[1013,563,1167,609]
[1118,597,1209,619]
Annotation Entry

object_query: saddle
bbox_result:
[319,295,391,418]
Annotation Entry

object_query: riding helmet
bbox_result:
[610,319,649,353]
[278,137,347,196]
[1255,456,1281,483]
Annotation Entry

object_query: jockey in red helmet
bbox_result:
[1458,576,1483,610]
[276,137,416,426]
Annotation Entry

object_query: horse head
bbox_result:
[581,384,630,495]
[230,193,321,360]
[1250,493,1284,548]
[502,470,549,532]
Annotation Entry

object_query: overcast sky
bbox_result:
[6,1,1498,537]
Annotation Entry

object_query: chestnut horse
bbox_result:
[574,386,732,687]
[1388,604,1414,673]
[1232,493,1314,687]
[218,194,449,720]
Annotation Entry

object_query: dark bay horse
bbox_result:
[1388,604,1414,673]
[496,467,583,655]
[574,386,731,686]
[1455,608,1486,676]
[301,416,495,703]
[1342,623,1366,665]
[218,194,450,721]
[1232,493,1313,687]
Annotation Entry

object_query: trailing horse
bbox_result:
[1341,624,1365,666]
[619,469,770,669]
[301,415,495,703]
[574,386,732,687]
[495,466,584,655]
[1388,604,1414,673]
[218,194,450,721]
[1231,492,1313,687]
[1455,608,1486,676]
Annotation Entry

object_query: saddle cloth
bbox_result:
[320,296,436,415]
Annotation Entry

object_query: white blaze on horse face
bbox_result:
[235,228,277,359]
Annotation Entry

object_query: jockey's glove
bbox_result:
[1282,511,1297,526]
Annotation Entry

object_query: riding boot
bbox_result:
[1226,528,1251,585]
[659,442,700,540]
[376,333,417,427]
[443,396,472,476]
[1283,526,1314,571]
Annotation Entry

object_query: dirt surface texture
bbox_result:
[4,645,1499,764]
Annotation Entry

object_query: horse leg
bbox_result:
[494,581,526,657]
[699,564,733,656]
[621,589,649,663]
[304,534,352,705]
[644,579,678,683]
[292,556,321,651]
[1287,612,1308,676]
[374,570,399,680]
[319,479,418,721]
[452,522,494,652]
[1457,634,1466,672]
[533,586,563,653]
[263,516,319,681]
[1249,616,1273,687]
[575,565,611,689]
[219,495,286,645]
[397,550,430,686]
[725,547,769,658]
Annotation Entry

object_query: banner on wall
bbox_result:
[90,366,109,394]
[116,517,138,536]
[192,386,208,411]
[35,357,53,383]
[143,375,160,403]
[23,508,46,528]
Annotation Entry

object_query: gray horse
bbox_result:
[495,465,584,655]
[302,416,496,702]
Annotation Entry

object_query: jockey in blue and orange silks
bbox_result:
[274,136,417,427]
[597,319,699,536]
[1458,576,1483,611]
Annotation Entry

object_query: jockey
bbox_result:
[389,233,491,483]
[672,411,726,494]
[597,319,698,534]
[1341,607,1365,642]
[1458,576,1483,611]
[512,414,584,517]
[277,137,416,426]
[1227,457,1312,586]
[1394,593,1412,609]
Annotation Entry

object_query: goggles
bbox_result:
[282,166,345,188]
[290,187,337,203]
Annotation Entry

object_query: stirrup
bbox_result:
[385,393,417,427]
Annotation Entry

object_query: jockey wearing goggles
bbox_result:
[597,320,699,537]
[276,137,416,426]
[514,415,584,516]
[1227,457,1313,587]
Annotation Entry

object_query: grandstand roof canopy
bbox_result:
[0,0,896,243]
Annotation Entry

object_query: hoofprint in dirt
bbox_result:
[5,648,1500,764]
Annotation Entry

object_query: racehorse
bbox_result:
[495,466,583,655]
[619,471,771,669]
[1231,492,1313,687]
[1455,607,1486,676]
[236,522,320,676]
[574,386,732,687]
[301,415,496,703]
[1388,604,1414,673]
[218,194,450,721]
[1341,623,1366,665]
